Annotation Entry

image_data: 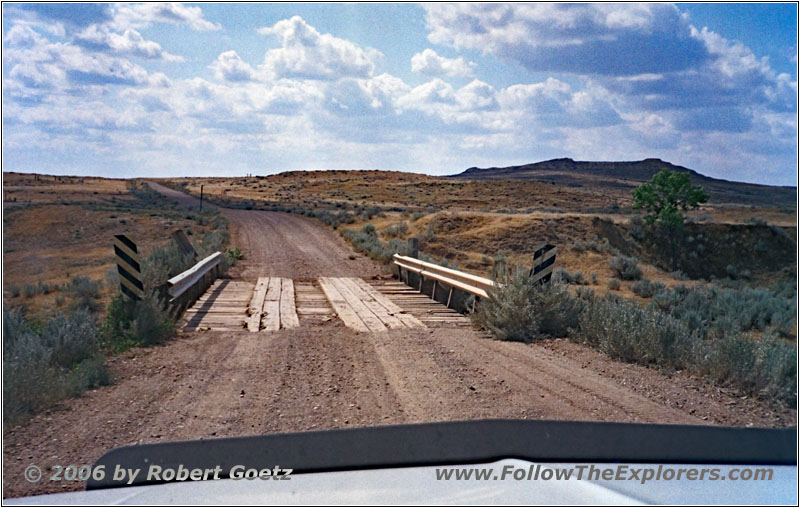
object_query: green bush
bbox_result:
[472,269,584,341]
[610,256,643,280]
[631,278,666,298]
[471,269,540,342]
[577,295,701,369]
[142,242,196,289]
[751,337,796,403]
[3,307,110,425]
[383,222,408,239]
[105,293,174,352]
[227,246,243,260]
[554,268,587,285]
[197,227,230,258]
[341,224,407,263]
[653,283,795,336]
[66,275,103,312]
[575,293,796,405]
[607,278,621,290]
[3,326,61,425]
[533,281,585,338]
[704,331,796,404]
[64,354,112,397]
[41,308,101,368]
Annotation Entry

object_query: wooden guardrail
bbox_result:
[393,254,494,301]
[392,240,557,313]
[166,251,223,315]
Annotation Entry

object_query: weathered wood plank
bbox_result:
[262,277,282,331]
[187,320,246,327]
[327,278,386,332]
[279,278,300,329]
[339,278,405,329]
[296,307,335,314]
[182,280,253,332]
[246,277,269,332]
[350,278,426,329]
[369,280,474,329]
[318,277,369,332]
[184,309,250,316]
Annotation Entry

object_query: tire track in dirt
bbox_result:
[365,328,699,425]
[257,324,408,433]
[168,330,285,440]
[366,329,536,422]
[224,209,383,280]
[475,339,698,423]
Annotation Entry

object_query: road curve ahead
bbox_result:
[145,180,384,279]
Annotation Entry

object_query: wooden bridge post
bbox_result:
[408,237,419,258]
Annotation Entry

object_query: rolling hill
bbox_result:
[452,158,796,206]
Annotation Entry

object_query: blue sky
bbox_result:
[2,3,797,185]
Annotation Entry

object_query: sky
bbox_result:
[2,3,797,185]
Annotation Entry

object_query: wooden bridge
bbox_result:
[168,239,555,334]
[180,276,472,333]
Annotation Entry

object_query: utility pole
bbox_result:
[200,184,204,212]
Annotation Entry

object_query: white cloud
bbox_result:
[3,24,45,48]
[498,78,620,127]
[76,25,184,61]
[411,48,475,78]
[324,74,410,116]
[4,33,160,92]
[258,16,377,80]
[1,3,220,93]
[110,3,220,31]
[423,3,708,76]
[455,79,497,111]
[63,3,220,65]
[209,51,257,82]
[397,78,457,111]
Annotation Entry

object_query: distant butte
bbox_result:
[451,158,795,206]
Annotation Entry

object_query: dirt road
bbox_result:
[145,180,381,279]
[4,184,795,498]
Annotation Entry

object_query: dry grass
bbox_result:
[163,170,625,214]
[3,173,215,321]
[162,170,794,226]
[4,173,131,206]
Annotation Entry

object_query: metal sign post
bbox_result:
[113,234,145,300]
[530,244,557,284]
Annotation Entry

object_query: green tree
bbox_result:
[632,170,709,270]
[632,170,709,229]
